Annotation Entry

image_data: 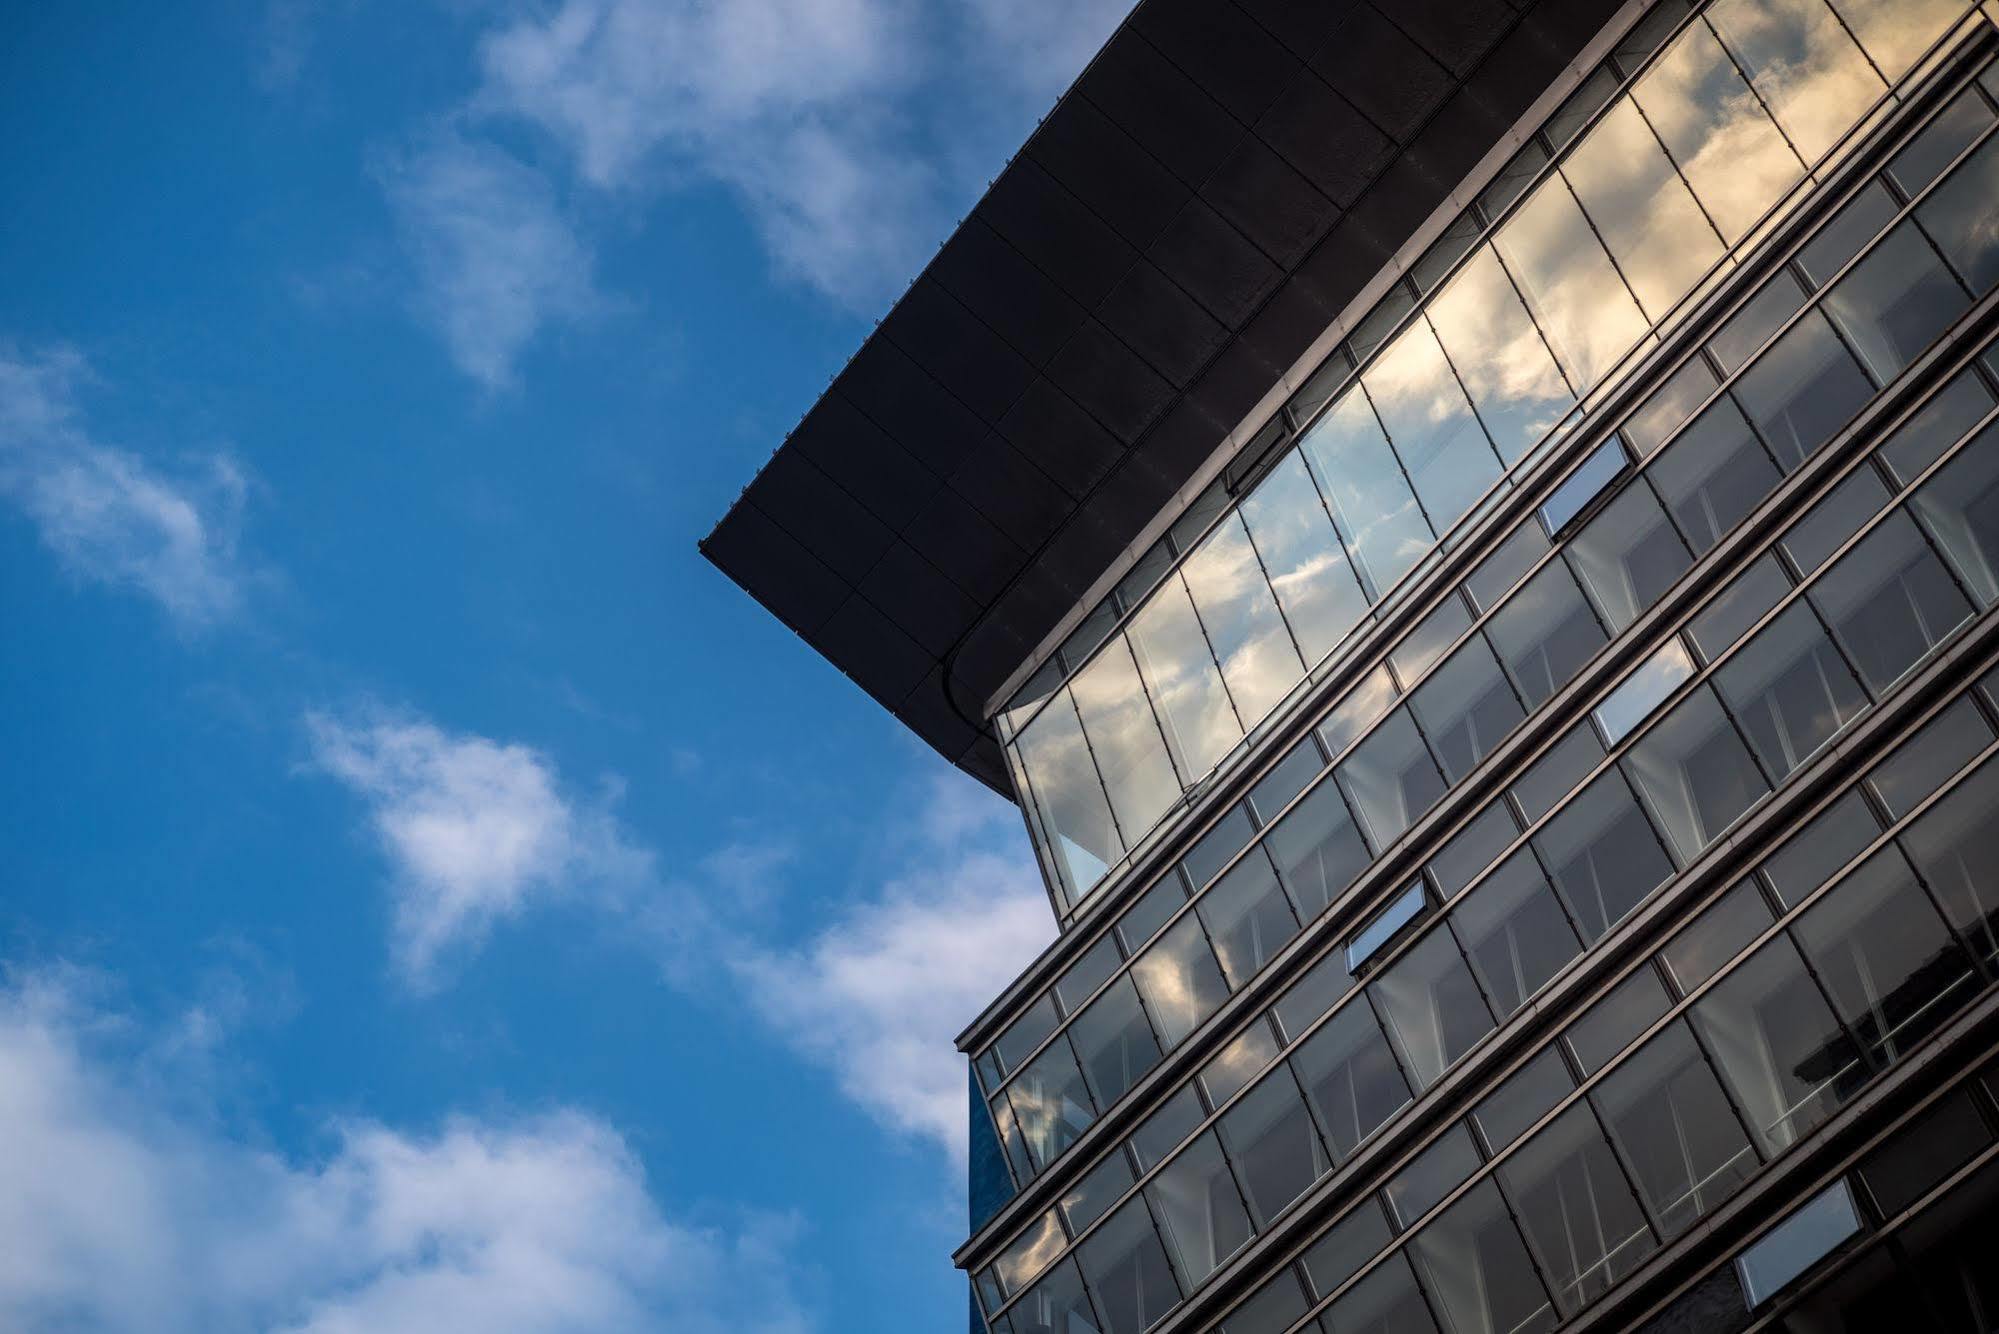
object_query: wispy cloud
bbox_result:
[0,966,813,1334]
[304,706,651,988]
[0,344,257,630]
[373,129,604,392]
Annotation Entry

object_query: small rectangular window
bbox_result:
[1708,272,1808,373]
[1129,1086,1204,1172]
[1796,181,1898,289]
[1880,369,1993,486]
[1626,357,1720,458]
[1060,1149,1135,1235]
[1540,439,1629,535]
[1391,596,1474,688]
[1271,950,1354,1044]
[1347,883,1428,974]
[1118,877,1188,954]
[1427,803,1520,900]
[1317,664,1399,758]
[1594,638,1695,743]
[1054,934,1123,1018]
[1221,1267,1312,1334]
[1735,1180,1864,1308]
[1180,804,1256,892]
[1248,736,1325,826]
[994,995,1060,1078]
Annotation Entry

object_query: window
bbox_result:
[1011,1036,1098,1171]
[1387,1124,1483,1228]
[1500,1104,1658,1311]
[1709,274,1809,374]
[1129,576,1245,782]
[1017,692,1122,900]
[1857,1088,1994,1218]
[1866,695,1993,818]
[1511,725,1606,822]
[1202,1021,1281,1108]
[1120,879,1187,953]
[1131,917,1231,1050]
[1797,181,1898,290]
[1009,1260,1102,1334]
[1568,482,1693,630]
[1660,881,1774,995]
[1407,1179,1556,1334]
[1592,1022,1758,1236]
[1541,439,1628,535]
[1372,930,1497,1088]
[1183,516,1308,727]
[1792,846,1977,1066]
[1565,966,1672,1076]
[1300,391,1435,600]
[1450,850,1583,1017]
[1249,737,1323,826]
[1624,687,1770,862]
[1069,977,1161,1112]
[1817,221,1970,384]
[1563,98,1725,320]
[1704,0,1884,165]
[1200,849,1301,989]
[1218,1067,1331,1229]
[1078,1200,1181,1334]
[1900,757,1999,961]
[1474,1048,1574,1153]
[1881,369,1995,486]
[1763,789,1882,909]
[1626,356,1720,458]
[1595,638,1697,743]
[1273,951,1356,1044]
[1712,603,1868,780]
[1264,780,1371,919]
[995,996,1061,1079]
[1426,804,1520,899]
[1062,1151,1135,1235]
[1130,1086,1205,1171]
[994,1211,1067,1303]
[1781,467,1892,576]
[1429,249,1578,466]
[1917,134,1999,293]
[1910,423,1999,604]
[1486,561,1608,708]
[1731,310,1874,469]
[1239,452,1370,666]
[1364,321,1505,533]
[1146,1131,1253,1288]
[1465,522,1550,613]
[1293,999,1412,1158]
[1337,710,1447,851]
[1688,555,1792,660]
[1493,171,1651,389]
[1055,935,1124,1017]
[1735,1179,1864,1308]
[1071,641,1183,848]
[1348,884,1428,974]
[1391,598,1473,686]
[1534,772,1677,941]
[1221,1268,1311,1334]
[1810,511,1974,693]
[1690,937,1859,1155]
[1410,637,1525,782]
[1322,1253,1440,1334]
[1649,398,1782,553]
[1180,805,1255,893]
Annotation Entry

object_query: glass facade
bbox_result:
[961,7,1999,1334]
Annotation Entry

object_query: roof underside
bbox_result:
[703,0,1627,797]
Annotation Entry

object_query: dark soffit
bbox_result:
[702,0,1630,798]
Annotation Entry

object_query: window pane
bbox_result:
[1715,602,1868,779]
[997,996,1062,1078]
[1564,98,1725,319]
[1201,849,1301,989]
[1273,951,1355,1044]
[1302,1199,1395,1302]
[1735,1179,1864,1308]
[1485,563,1609,719]
[1536,772,1678,942]
[1012,1037,1099,1171]
[1492,176,1651,389]
[1300,391,1435,600]
[1146,1131,1254,1288]
[1372,929,1497,1088]
[1781,467,1891,577]
[1131,916,1231,1050]
[1392,597,1473,689]
[1690,555,1792,661]
[1324,1253,1440,1334]
[1365,324,1506,538]
[1705,0,1885,164]
[1450,849,1583,1018]
[1833,0,1968,80]
[1709,273,1809,374]
[1011,1260,1103,1334]
[1185,515,1308,731]
[1918,134,1999,294]
[1337,710,1447,850]
[1732,310,1874,470]
[1410,637,1525,783]
[1348,884,1429,974]
[1131,1087,1204,1172]
[1219,1067,1332,1229]
[1512,725,1606,823]
[1540,439,1628,536]
[1798,180,1898,290]
[1593,1022,1759,1236]
[1201,1020,1281,1108]
[1501,1104,1658,1311]
[1265,779,1371,919]
[1427,248,1576,464]
[1626,687,1770,862]
[1240,453,1369,665]
[1070,977,1163,1111]
[1567,967,1673,1076]
[1911,423,1999,604]
[1475,1048,1575,1153]
[1901,756,1999,962]
[1017,692,1121,898]
[1809,510,1974,693]
[1223,1269,1311,1334]
[1691,936,1860,1154]
[1056,936,1124,1019]
[1634,18,1806,243]
[1119,879,1187,954]
[996,1211,1067,1301]
[1078,1200,1181,1334]
[1763,789,1880,909]
[1407,1179,1557,1334]
[1661,881,1775,995]
[1129,576,1243,788]
[1626,356,1721,459]
[1796,848,1978,1065]
[1386,1124,1482,1227]
[1181,805,1256,894]
[1072,641,1182,845]
[1651,397,1783,553]
[1867,694,1993,818]
[1062,1150,1136,1235]
[1598,640,1699,750]
[1894,85,1996,199]
[1882,369,1994,488]
[1249,736,1325,826]
[1819,221,1971,385]
[1567,482,1693,630]
[1857,1086,1994,1218]
[1427,803,1520,900]
[1293,1000,1412,1158]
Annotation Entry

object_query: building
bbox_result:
[702,0,1999,1329]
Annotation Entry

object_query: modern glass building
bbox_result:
[706,0,1999,1330]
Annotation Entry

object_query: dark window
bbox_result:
[1181,805,1256,892]
[1293,1000,1412,1158]
[1500,1104,1657,1312]
[1077,1201,1181,1334]
[1900,756,1999,962]
[1623,687,1770,863]
[994,1211,1065,1302]
[1688,555,1792,662]
[1061,1150,1135,1235]
[1890,87,1996,199]
[1486,562,1607,709]
[1465,522,1551,613]
[1323,1253,1440,1334]
[1450,850,1583,1018]
[1713,603,1869,780]
[1056,935,1124,1018]
[1069,977,1161,1112]
[1565,966,1672,1076]
[1709,274,1809,374]
[1856,1087,1993,1217]
[1474,1047,1574,1154]
[1391,597,1473,688]
[1511,726,1605,822]
[1534,772,1677,941]
[1337,710,1447,851]
[996,996,1061,1077]
[1780,467,1892,576]
[1201,1020,1281,1108]
[1649,398,1782,554]
[1567,483,1694,631]
[1818,221,1970,384]
[1879,367,1994,486]
[1917,133,1999,293]
[1868,695,1994,818]
[1146,1131,1253,1288]
[1732,310,1874,469]
[1200,849,1301,989]
[1427,803,1520,900]
[1910,423,1999,605]
[1763,789,1882,909]
[1796,180,1898,289]
[1218,1067,1331,1229]
[1264,780,1371,919]
[1301,1196,1394,1299]
[1372,930,1496,1089]
[1660,881,1775,995]
[1222,1267,1311,1334]
[1593,1022,1758,1236]
[1272,951,1356,1044]
[1407,1180,1556,1334]
[1009,1260,1101,1334]
[1411,636,1525,783]
[1626,356,1721,458]
[1385,1124,1483,1228]
[1809,511,1973,695]
[1249,737,1325,826]
[1118,878,1188,953]
[1129,1086,1204,1171]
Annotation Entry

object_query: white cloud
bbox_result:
[0,345,254,630]
[0,967,812,1334]
[730,774,1054,1164]
[305,707,651,987]
[373,130,603,391]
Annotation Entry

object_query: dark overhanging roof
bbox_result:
[702,0,1629,798]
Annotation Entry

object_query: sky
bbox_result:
[0,2,1133,1329]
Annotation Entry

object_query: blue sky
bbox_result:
[0,2,1129,1328]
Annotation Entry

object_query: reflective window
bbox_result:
[1626,687,1770,861]
[1713,602,1868,779]
[1535,772,1677,941]
[1318,665,1400,758]
[1265,780,1371,920]
[1709,273,1809,373]
[1512,725,1606,823]
[1146,1131,1252,1288]
[996,996,1061,1079]
[1017,692,1120,899]
[1568,482,1693,630]
[1131,1086,1205,1172]
[1062,1150,1135,1235]
[1894,87,1996,198]
[1069,976,1161,1112]
[1918,134,1999,293]
[1866,695,1993,818]
[1593,1021,1758,1236]
[1451,850,1584,1018]
[1763,789,1881,909]
[1337,710,1446,851]
[1071,641,1182,846]
[1223,1269,1311,1334]
[1563,98,1725,319]
[1248,736,1324,826]
[1836,0,1969,80]
[1793,846,1977,1064]
[1078,1200,1181,1334]
[1595,638,1697,744]
[1294,999,1412,1158]
[1879,367,1993,486]
[995,1211,1067,1302]
[1348,884,1429,974]
[1819,221,1970,384]
[1810,510,1974,693]
[1386,1124,1482,1227]
[1201,1020,1281,1108]
[1857,1087,1993,1218]
[1131,917,1231,1050]
[1567,966,1673,1076]
[1427,804,1520,900]
[1324,1253,1440,1334]
[1407,1179,1556,1334]
[1660,881,1775,994]
[1200,849,1300,989]
[1302,1199,1395,1302]
[1391,598,1473,688]
[1911,424,1999,604]
[1797,180,1898,290]
[1690,937,1859,1154]
[1500,1104,1657,1311]
[1731,310,1874,470]
[1218,1067,1330,1229]
[1901,757,1999,961]
[1055,935,1124,1018]
[1626,356,1721,458]
[1239,453,1369,666]
[1466,523,1550,614]
[1184,516,1305,732]
[1009,1260,1102,1334]
[1301,392,1434,600]
[1735,1179,1864,1308]
[1120,880,1187,953]
[1475,1048,1575,1153]
[1493,176,1651,388]
[1273,951,1355,1044]
[1180,805,1256,894]
[1012,1036,1098,1171]
[1410,637,1525,782]
[1652,398,1783,553]
[1689,554,1791,660]
[1372,930,1497,1088]
[1427,248,1576,465]
[1781,466,1891,576]
[1705,0,1885,164]
[1365,324,1506,538]
[1540,439,1628,537]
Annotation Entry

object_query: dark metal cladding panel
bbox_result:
[704,0,1625,797]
